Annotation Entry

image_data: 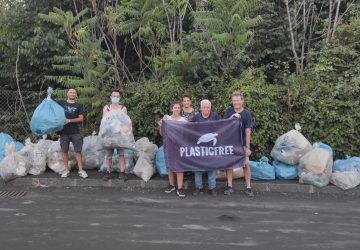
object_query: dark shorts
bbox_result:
[60,134,83,153]
[105,148,125,157]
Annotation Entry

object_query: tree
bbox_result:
[39,7,115,127]
[192,0,262,75]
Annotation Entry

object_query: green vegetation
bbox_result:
[1,0,359,158]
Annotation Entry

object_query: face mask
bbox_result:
[111,97,120,104]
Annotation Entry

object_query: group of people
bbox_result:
[56,88,254,198]
[57,89,128,181]
[159,92,254,198]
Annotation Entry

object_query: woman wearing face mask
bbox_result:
[102,89,128,181]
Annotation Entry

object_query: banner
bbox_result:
[162,118,246,172]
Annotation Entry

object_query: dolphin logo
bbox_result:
[197,133,218,146]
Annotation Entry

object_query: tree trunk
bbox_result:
[284,0,301,75]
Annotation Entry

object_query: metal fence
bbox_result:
[0,90,43,141]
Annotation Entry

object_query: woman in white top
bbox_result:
[159,101,187,198]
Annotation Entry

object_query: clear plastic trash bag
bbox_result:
[133,137,158,182]
[216,168,244,180]
[271,124,312,165]
[46,140,76,174]
[19,137,53,175]
[99,109,135,149]
[299,148,333,187]
[0,142,30,181]
[82,133,106,170]
[330,171,360,190]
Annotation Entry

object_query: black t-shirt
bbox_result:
[192,112,219,122]
[223,107,252,146]
[57,100,84,135]
[181,109,199,122]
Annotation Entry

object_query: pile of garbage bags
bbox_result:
[0,132,24,161]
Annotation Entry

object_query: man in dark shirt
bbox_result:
[57,88,88,178]
[223,91,253,197]
[192,99,219,196]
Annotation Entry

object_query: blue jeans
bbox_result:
[194,171,216,190]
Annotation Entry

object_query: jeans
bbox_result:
[194,171,216,190]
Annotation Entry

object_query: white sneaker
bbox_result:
[78,170,88,178]
[61,169,70,178]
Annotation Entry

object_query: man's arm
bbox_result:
[65,115,84,124]
[245,128,251,157]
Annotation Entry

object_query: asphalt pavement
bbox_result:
[0,185,360,250]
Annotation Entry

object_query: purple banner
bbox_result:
[162,118,245,172]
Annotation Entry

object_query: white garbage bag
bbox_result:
[99,109,135,149]
[46,141,76,174]
[271,124,312,165]
[330,171,360,190]
[298,148,333,187]
[19,138,53,175]
[0,142,30,181]
[133,137,158,182]
[216,168,244,180]
[82,133,106,170]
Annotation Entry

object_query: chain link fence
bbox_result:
[0,90,43,141]
[0,89,98,142]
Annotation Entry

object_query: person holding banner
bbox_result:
[223,91,254,197]
[181,93,198,121]
[159,101,188,197]
[192,100,219,196]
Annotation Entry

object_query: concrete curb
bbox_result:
[1,171,360,195]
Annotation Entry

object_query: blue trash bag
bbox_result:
[250,156,275,180]
[333,156,360,174]
[30,87,66,136]
[313,142,333,156]
[155,146,167,177]
[15,141,24,152]
[0,133,15,161]
[124,149,135,173]
[273,160,298,180]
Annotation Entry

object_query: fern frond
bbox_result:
[73,8,89,23]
